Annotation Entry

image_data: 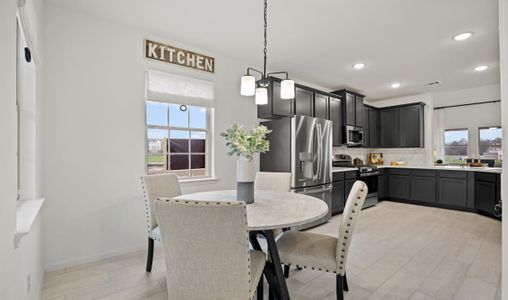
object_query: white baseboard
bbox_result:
[44,243,148,272]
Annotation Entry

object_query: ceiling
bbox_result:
[45,0,500,100]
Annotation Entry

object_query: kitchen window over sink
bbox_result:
[444,129,468,164]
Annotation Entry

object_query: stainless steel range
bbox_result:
[333,154,379,208]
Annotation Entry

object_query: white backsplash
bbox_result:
[333,146,434,167]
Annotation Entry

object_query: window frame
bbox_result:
[144,101,214,180]
[444,128,469,163]
[478,126,502,160]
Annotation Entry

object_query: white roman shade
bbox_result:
[146,70,215,107]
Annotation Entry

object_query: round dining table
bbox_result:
[174,190,329,300]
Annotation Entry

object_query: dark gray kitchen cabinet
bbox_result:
[332,181,345,215]
[329,97,342,146]
[314,93,329,120]
[410,175,436,203]
[257,80,293,119]
[475,173,500,218]
[437,171,467,207]
[294,87,314,117]
[378,169,388,199]
[345,179,356,202]
[399,104,424,147]
[362,106,371,147]
[380,107,399,147]
[356,95,364,128]
[389,174,410,200]
[368,107,380,148]
[345,93,356,126]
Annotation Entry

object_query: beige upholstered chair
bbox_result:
[254,172,291,192]
[154,198,266,300]
[140,173,181,272]
[276,181,368,300]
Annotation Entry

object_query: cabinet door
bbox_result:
[332,181,345,214]
[329,97,342,146]
[344,93,356,126]
[294,87,314,117]
[437,177,467,207]
[362,106,370,147]
[314,93,329,120]
[410,175,436,203]
[369,108,379,148]
[389,175,410,200]
[399,105,423,147]
[380,107,399,147]
[355,95,364,128]
[475,180,497,215]
[378,172,387,199]
[271,81,293,116]
[345,179,356,203]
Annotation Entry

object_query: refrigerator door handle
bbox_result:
[316,123,323,180]
[296,184,333,195]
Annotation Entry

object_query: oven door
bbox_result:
[358,172,379,208]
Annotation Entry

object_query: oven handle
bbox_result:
[359,171,380,177]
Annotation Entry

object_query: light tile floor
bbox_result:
[42,201,502,300]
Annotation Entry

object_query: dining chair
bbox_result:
[254,172,292,192]
[275,181,368,300]
[154,197,266,300]
[140,173,181,272]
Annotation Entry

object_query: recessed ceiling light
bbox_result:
[390,82,401,88]
[353,63,366,70]
[474,65,488,72]
[453,32,473,41]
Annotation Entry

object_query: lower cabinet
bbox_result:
[475,173,500,218]
[345,179,356,201]
[437,172,467,207]
[389,174,410,200]
[331,181,345,215]
[410,175,436,203]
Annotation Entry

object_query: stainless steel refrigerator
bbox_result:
[260,115,333,229]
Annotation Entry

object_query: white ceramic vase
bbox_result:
[236,156,255,203]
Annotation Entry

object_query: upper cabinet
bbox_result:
[329,96,342,146]
[379,102,425,148]
[314,92,329,120]
[294,87,314,117]
[368,106,380,148]
[257,80,293,119]
[331,89,365,128]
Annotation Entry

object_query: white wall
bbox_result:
[499,0,507,298]
[0,0,20,298]
[41,4,259,269]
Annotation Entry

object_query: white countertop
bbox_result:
[378,165,501,174]
[332,165,501,174]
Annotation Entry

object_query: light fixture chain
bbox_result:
[263,0,267,77]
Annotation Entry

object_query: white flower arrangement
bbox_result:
[221,124,272,161]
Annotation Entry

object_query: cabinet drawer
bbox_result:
[437,171,467,179]
[411,169,436,177]
[475,172,498,183]
[388,168,410,176]
[332,172,345,182]
[345,171,358,180]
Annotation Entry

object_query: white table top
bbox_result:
[174,190,329,231]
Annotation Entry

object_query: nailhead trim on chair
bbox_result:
[140,177,160,241]
[161,198,255,296]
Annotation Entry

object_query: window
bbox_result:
[479,126,502,162]
[146,101,211,178]
[444,129,468,163]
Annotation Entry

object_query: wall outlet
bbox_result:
[26,274,31,294]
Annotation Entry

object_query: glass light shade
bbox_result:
[240,75,256,96]
[255,87,268,105]
[280,79,295,99]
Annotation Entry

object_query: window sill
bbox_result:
[15,198,45,248]
[179,177,220,184]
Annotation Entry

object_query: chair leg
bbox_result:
[257,275,264,300]
[336,275,344,300]
[145,237,154,272]
[268,290,274,300]
[283,265,290,278]
[343,271,349,292]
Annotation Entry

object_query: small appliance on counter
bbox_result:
[332,154,379,209]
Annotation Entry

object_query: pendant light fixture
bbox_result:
[240,0,295,104]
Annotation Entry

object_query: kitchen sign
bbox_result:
[144,39,215,73]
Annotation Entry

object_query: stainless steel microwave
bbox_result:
[345,125,365,146]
